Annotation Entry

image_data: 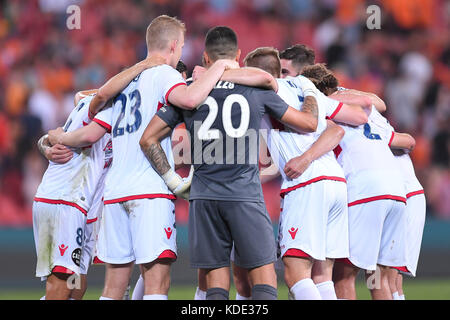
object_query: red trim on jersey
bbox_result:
[93,256,105,265]
[157,101,164,111]
[87,217,98,224]
[52,265,75,275]
[93,118,112,133]
[283,248,311,259]
[329,102,344,119]
[406,190,424,199]
[335,258,356,267]
[348,195,406,207]
[388,131,395,147]
[103,193,176,204]
[34,197,87,215]
[88,110,96,121]
[333,145,342,158]
[392,266,409,273]
[157,250,177,260]
[165,83,187,104]
[280,176,347,197]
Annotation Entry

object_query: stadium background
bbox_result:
[0,0,449,299]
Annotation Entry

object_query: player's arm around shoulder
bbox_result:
[48,122,108,148]
[221,67,278,91]
[37,134,73,164]
[390,132,416,152]
[328,92,371,126]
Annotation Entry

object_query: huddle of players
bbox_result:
[33,15,425,300]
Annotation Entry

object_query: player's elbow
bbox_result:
[139,133,157,152]
[305,116,318,133]
[406,134,416,151]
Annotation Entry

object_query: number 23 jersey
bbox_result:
[93,65,186,203]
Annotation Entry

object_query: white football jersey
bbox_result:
[368,108,423,196]
[93,64,186,203]
[335,106,406,205]
[261,76,346,195]
[35,95,112,214]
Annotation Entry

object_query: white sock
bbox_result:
[143,294,168,300]
[40,296,45,300]
[399,294,405,300]
[99,296,114,300]
[315,281,337,300]
[123,285,131,300]
[392,291,401,300]
[236,292,251,300]
[290,278,322,300]
[132,275,145,300]
[194,287,206,300]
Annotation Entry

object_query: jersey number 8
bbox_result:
[198,94,250,140]
[113,89,142,137]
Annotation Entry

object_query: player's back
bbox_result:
[99,65,185,202]
[337,107,405,203]
[180,81,289,202]
[35,96,111,213]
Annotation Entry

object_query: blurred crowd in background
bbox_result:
[0,0,449,227]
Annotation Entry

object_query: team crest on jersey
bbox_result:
[71,248,81,267]
[288,227,298,240]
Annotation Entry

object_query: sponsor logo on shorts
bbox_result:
[59,244,68,256]
[288,227,298,240]
[71,248,81,267]
[164,227,173,239]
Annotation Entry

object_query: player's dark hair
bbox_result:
[205,26,238,61]
[176,60,187,73]
[243,47,281,78]
[280,44,315,71]
[301,63,339,95]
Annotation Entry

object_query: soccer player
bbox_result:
[34,54,163,300]
[368,109,425,300]
[279,44,316,78]
[140,26,320,300]
[301,64,408,300]
[243,47,372,300]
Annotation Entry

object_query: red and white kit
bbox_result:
[33,95,111,278]
[369,108,425,276]
[262,76,349,261]
[93,65,185,264]
[335,106,407,271]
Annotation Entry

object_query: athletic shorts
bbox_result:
[96,198,176,265]
[33,201,86,279]
[404,192,426,276]
[80,197,104,274]
[278,180,349,261]
[189,200,277,269]
[346,199,407,271]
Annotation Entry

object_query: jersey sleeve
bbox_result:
[93,106,113,133]
[322,93,344,120]
[156,105,183,129]
[160,66,187,105]
[370,108,395,145]
[259,90,290,120]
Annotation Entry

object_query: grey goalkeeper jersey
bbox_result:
[157,81,289,202]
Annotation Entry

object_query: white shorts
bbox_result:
[278,180,349,261]
[96,198,177,265]
[404,193,426,276]
[80,198,104,274]
[346,199,407,271]
[33,201,86,278]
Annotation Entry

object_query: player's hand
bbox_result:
[296,75,317,97]
[162,166,194,201]
[284,154,313,179]
[45,144,73,164]
[218,59,240,70]
[192,65,206,82]
[140,54,167,69]
[173,165,194,200]
[48,127,65,146]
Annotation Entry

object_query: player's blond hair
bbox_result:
[243,47,281,78]
[146,15,186,51]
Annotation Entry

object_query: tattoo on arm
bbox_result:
[144,142,172,175]
[301,96,318,118]
[37,134,50,157]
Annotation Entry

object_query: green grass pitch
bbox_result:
[1,279,450,300]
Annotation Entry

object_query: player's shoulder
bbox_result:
[140,64,178,78]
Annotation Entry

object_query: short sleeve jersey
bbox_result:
[157,81,289,202]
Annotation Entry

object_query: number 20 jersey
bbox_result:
[93,65,186,204]
[335,106,406,205]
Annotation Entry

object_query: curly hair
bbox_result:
[301,63,339,95]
